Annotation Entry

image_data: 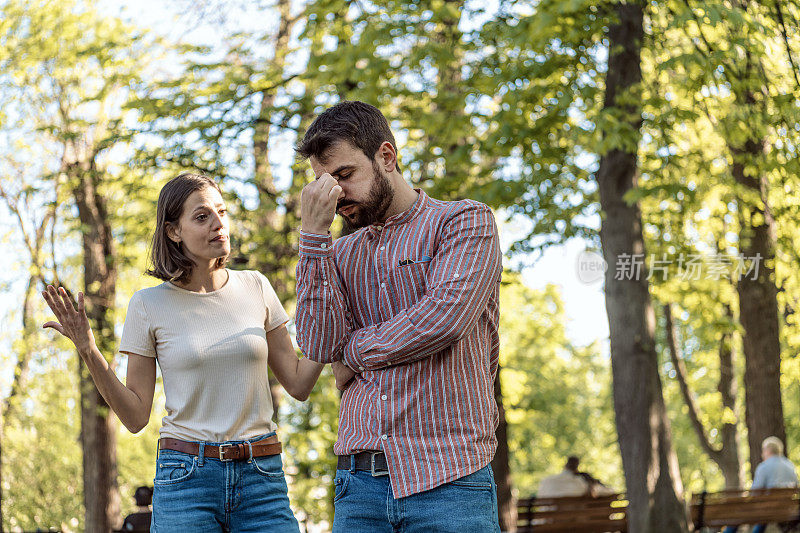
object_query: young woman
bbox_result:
[42,172,323,532]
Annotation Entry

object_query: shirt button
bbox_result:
[380,282,386,288]
[380,246,385,250]
[323,281,328,286]
[358,366,365,371]
[381,434,388,441]
[453,272,459,279]
[320,243,327,249]
[381,394,388,401]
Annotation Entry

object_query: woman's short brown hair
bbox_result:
[146,172,227,283]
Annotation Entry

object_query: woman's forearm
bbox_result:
[289,357,324,401]
[78,344,151,432]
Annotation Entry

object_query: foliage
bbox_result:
[499,274,622,496]
[2,0,800,530]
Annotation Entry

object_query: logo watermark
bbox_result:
[575,252,762,284]
[576,250,607,284]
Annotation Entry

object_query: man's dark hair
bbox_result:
[565,456,580,472]
[296,101,400,171]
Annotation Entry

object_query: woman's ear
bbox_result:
[166,222,181,244]
[377,141,397,172]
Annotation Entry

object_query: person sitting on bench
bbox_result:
[121,486,152,532]
[538,456,595,498]
[723,436,799,533]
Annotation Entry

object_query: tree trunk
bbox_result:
[0,275,39,533]
[663,304,744,489]
[432,0,471,199]
[729,135,785,475]
[66,143,120,532]
[250,0,298,420]
[716,0,787,475]
[0,187,54,533]
[596,3,687,531]
[716,305,745,489]
[491,366,516,532]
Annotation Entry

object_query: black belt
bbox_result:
[337,451,389,476]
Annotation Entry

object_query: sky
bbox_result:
[0,0,611,395]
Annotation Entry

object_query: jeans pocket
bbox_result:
[154,455,197,486]
[333,470,351,503]
[251,454,285,479]
[449,466,494,490]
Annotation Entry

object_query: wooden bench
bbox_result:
[690,487,800,531]
[517,493,628,532]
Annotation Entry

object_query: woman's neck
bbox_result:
[176,265,228,293]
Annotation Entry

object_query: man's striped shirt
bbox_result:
[295,190,502,498]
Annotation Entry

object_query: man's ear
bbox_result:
[166,222,181,243]
[376,141,397,172]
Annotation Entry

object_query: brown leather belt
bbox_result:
[159,435,282,461]
[337,451,389,476]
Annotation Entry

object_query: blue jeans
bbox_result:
[151,433,299,532]
[722,526,766,533]
[332,464,501,532]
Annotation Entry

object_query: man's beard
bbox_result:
[339,161,393,231]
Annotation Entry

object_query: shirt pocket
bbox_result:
[389,262,428,309]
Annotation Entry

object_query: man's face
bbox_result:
[310,140,393,230]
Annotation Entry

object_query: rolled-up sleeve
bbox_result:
[295,231,355,363]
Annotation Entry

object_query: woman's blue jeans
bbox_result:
[150,432,299,532]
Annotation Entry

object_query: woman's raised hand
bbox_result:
[41,285,96,354]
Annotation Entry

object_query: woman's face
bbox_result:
[167,186,230,266]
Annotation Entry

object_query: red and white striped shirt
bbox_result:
[295,190,501,498]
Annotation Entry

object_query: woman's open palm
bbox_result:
[42,285,95,354]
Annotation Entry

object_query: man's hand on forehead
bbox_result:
[300,164,342,235]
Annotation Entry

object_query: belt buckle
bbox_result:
[370,451,389,477]
[219,443,236,461]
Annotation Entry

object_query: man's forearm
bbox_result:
[295,232,355,363]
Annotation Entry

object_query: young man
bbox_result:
[294,101,503,532]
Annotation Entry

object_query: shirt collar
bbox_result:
[370,189,427,232]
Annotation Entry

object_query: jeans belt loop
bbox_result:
[371,451,389,477]
[247,441,253,462]
[198,442,205,467]
[350,454,356,473]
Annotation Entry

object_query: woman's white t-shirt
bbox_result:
[119,269,289,442]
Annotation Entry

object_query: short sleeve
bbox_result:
[119,291,157,358]
[257,272,290,332]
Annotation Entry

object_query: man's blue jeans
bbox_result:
[332,463,501,532]
[722,525,766,533]
[150,432,299,532]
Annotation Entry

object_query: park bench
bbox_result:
[516,493,628,532]
[691,487,800,531]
